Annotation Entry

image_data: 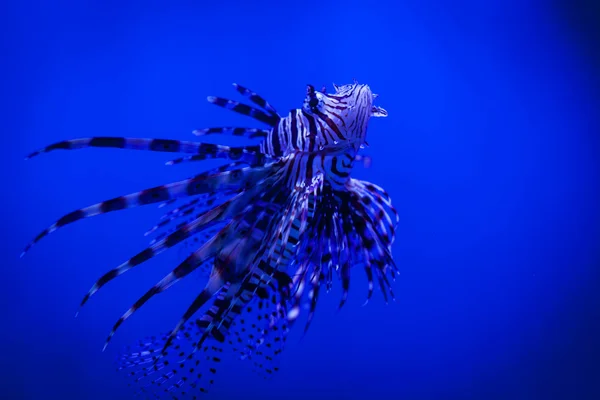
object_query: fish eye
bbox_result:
[304,84,323,113]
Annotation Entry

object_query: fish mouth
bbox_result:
[371,94,388,117]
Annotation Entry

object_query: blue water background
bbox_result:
[2,1,599,399]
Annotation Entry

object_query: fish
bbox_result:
[22,81,399,398]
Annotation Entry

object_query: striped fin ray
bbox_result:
[78,179,281,311]
[190,265,292,379]
[332,212,353,310]
[349,189,397,271]
[157,278,237,357]
[263,190,305,267]
[152,162,245,213]
[102,224,239,350]
[353,179,398,222]
[253,171,323,274]
[306,181,397,305]
[200,264,293,351]
[340,188,398,303]
[225,191,311,341]
[185,234,283,355]
[159,207,282,353]
[302,184,384,307]
[192,276,263,350]
[207,96,279,127]
[350,179,399,245]
[260,192,318,329]
[232,83,280,119]
[335,194,364,309]
[21,160,283,257]
[77,204,229,312]
[180,191,301,360]
[146,162,246,237]
[357,191,396,249]
[194,184,306,343]
[26,137,266,163]
[347,200,397,303]
[144,181,295,358]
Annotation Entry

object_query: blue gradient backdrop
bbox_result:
[2,1,599,399]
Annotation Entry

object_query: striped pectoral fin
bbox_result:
[232,83,280,119]
[207,96,279,127]
[21,162,279,257]
[25,137,256,159]
[21,183,191,257]
[103,233,227,351]
[80,215,235,316]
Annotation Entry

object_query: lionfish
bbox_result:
[22,80,399,398]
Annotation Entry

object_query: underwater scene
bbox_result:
[3,1,600,399]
